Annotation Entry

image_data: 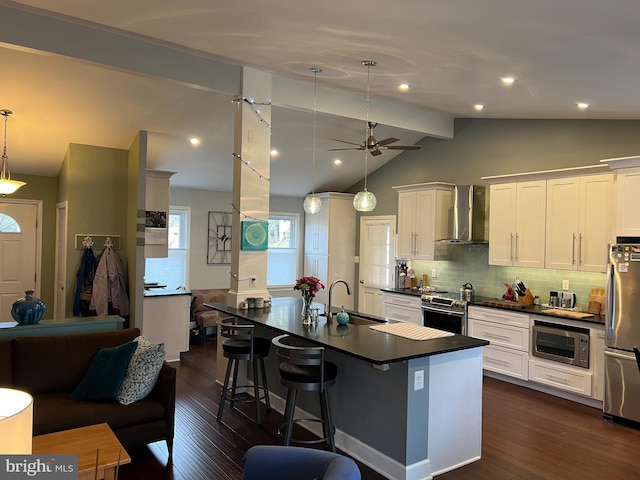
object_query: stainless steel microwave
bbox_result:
[531,321,590,369]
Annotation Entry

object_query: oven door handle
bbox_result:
[422,306,464,317]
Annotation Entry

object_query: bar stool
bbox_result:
[272,334,338,452]
[217,318,271,425]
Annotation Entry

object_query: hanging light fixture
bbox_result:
[0,109,26,196]
[303,67,323,214]
[353,61,377,212]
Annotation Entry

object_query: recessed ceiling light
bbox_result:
[270,149,279,156]
[190,137,200,146]
[398,84,410,91]
[501,76,515,86]
[577,102,589,110]
[334,159,342,166]
[474,104,484,112]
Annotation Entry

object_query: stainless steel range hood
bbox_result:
[438,185,488,244]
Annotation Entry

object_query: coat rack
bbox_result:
[75,234,121,250]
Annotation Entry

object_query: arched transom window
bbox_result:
[0,213,21,233]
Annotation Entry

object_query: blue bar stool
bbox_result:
[272,334,338,452]
[217,318,271,425]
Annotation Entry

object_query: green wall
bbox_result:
[6,174,58,317]
[348,119,640,307]
[352,119,640,216]
[61,143,129,317]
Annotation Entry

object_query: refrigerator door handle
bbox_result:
[605,261,615,340]
[604,348,636,361]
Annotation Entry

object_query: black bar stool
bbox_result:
[217,318,271,425]
[272,334,338,452]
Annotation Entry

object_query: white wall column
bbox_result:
[228,67,271,307]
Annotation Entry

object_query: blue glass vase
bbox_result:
[11,290,46,325]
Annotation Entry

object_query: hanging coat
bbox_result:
[73,247,98,316]
[90,246,130,317]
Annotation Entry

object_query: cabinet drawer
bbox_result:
[382,292,421,308]
[468,305,529,328]
[482,345,529,380]
[383,304,421,325]
[529,359,592,396]
[469,318,529,351]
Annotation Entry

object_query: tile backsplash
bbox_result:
[411,244,606,311]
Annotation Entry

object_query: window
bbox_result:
[267,213,299,287]
[0,213,21,232]
[145,207,190,289]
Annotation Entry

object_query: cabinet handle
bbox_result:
[510,233,514,262]
[579,233,584,266]
[515,234,519,262]
[485,357,511,367]
[545,374,570,385]
[483,332,511,341]
[572,233,576,265]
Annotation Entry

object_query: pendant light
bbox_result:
[353,61,377,212]
[0,109,26,196]
[303,67,323,214]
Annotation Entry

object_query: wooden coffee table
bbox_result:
[32,423,131,480]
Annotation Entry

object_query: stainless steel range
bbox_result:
[421,293,467,334]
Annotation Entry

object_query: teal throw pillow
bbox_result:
[116,336,166,405]
[71,340,138,400]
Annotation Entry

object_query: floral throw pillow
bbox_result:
[116,335,166,405]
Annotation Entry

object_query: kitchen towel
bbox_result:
[369,322,454,340]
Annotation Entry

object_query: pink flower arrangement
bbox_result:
[294,275,325,302]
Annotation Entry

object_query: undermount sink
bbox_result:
[342,314,388,326]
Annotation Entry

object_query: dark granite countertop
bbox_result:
[380,287,448,297]
[143,289,192,298]
[469,298,605,326]
[205,297,488,365]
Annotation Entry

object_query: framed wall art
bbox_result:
[241,221,268,250]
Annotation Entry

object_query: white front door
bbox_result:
[358,215,395,314]
[0,201,40,321]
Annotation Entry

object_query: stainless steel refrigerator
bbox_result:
[604,242,640,424]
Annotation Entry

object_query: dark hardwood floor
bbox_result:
[119,339,640,480]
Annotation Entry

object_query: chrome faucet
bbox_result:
[327,279,352,321]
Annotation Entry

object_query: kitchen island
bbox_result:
[206,297,488,480]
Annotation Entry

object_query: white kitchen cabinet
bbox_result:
[467,306,530,380]
[382,292,422,324]
[303,193,355,311]
[142,292,191,362]
[528,359,592,397]
[488,180,546,268]
[545,173,613,272]
[360,287,383,317]
[615,166,640,237]
[394,183,453,260]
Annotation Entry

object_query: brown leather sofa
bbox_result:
[0,328,175,461]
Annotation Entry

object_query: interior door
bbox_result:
[0,201,39,321]
[358,215,395,314]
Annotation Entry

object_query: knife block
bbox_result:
[517,288,535,306]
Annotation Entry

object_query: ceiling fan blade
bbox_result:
[327,147,365,152]
[370,148,383,156]
[331,138,363,146]
[383,145,422,151]
[376,137,400,147]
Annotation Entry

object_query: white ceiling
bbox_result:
[3,0,640,196]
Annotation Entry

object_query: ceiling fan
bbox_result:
[328,122,422,156]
